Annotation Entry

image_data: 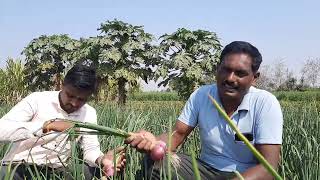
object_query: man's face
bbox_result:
[216,53,259,101]
[59,84,92,114]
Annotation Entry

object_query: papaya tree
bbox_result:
[156,28,222,100]
[23,34,80,91]
[77,20,158,104]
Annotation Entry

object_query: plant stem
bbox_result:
[208,94,283,180]
[64,120,130,138]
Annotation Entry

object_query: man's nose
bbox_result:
[226,72,236,82]
[70,99,81,107]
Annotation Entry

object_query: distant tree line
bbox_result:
[256,57,320,91]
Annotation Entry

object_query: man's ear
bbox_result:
[60,82,65,90]
[254,72,260,79]
[252,72,260,85]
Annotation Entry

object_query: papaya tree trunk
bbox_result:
[54,58,64,91]
[93,76,103,103]
[117,77,127,105]
[55,73,61,91]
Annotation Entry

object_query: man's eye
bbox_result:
[67,94,75,99]
[236,71,247,77]
[78,98,86,102]
[220,67,230,73]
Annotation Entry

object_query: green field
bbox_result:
[0,96,319,179]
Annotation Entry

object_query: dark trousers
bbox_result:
[0,162,102,180]
[137,153,236,180]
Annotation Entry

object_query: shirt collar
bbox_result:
[52,91,61,107]
[237,87,254,111]
[237,94,250,111]
[52,91,82,116]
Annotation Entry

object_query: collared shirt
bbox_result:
[0,91,103,168]
[178,84,283,173]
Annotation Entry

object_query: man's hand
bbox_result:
[125,122,194,153]
[236,144,281,180]
[97,146,126,176]
[124,130,157,153]
[42,120,74,133]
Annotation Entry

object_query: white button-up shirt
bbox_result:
[0,91,103,168]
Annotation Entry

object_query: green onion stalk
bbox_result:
[60,119,167,162]
[234,171,244,180]
[63,120,129,177]
[68,120,129,138]
[208,94,283,180]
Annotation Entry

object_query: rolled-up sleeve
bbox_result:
[178,88,200,127]
[0,93,43,142]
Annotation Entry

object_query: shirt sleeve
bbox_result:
[0,93,43,142]
[178,88,200,127]
[254,94,283,144]
[80,107,103,167]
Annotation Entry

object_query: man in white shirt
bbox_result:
[0,63,125,179]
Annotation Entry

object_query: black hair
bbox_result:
[219,41,262,72]
[63,63,97,93]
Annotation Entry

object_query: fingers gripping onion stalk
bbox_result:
[63,120,167,162]
[104,165,115,177]
[208,94,283,180]
[102,154,119,177]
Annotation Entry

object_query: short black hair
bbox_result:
[219,41,262,72]
[63,63,97,93]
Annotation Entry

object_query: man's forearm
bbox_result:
[0,128,34,142]
[0,120,44,142]
[237,164,275,180]
[238,144,281,180]
[156,132,185,151]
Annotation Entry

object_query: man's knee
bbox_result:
[82,163,102,180]
[0,164,28,180]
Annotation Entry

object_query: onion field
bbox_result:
[0,98,319,179]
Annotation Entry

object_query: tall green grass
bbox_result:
[0,100,319,179]
[128,92,180,101]
[275,90,320,102]
[279,101,320,180]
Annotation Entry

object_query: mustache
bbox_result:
[65,104,76,109]
[223,81,238,88]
